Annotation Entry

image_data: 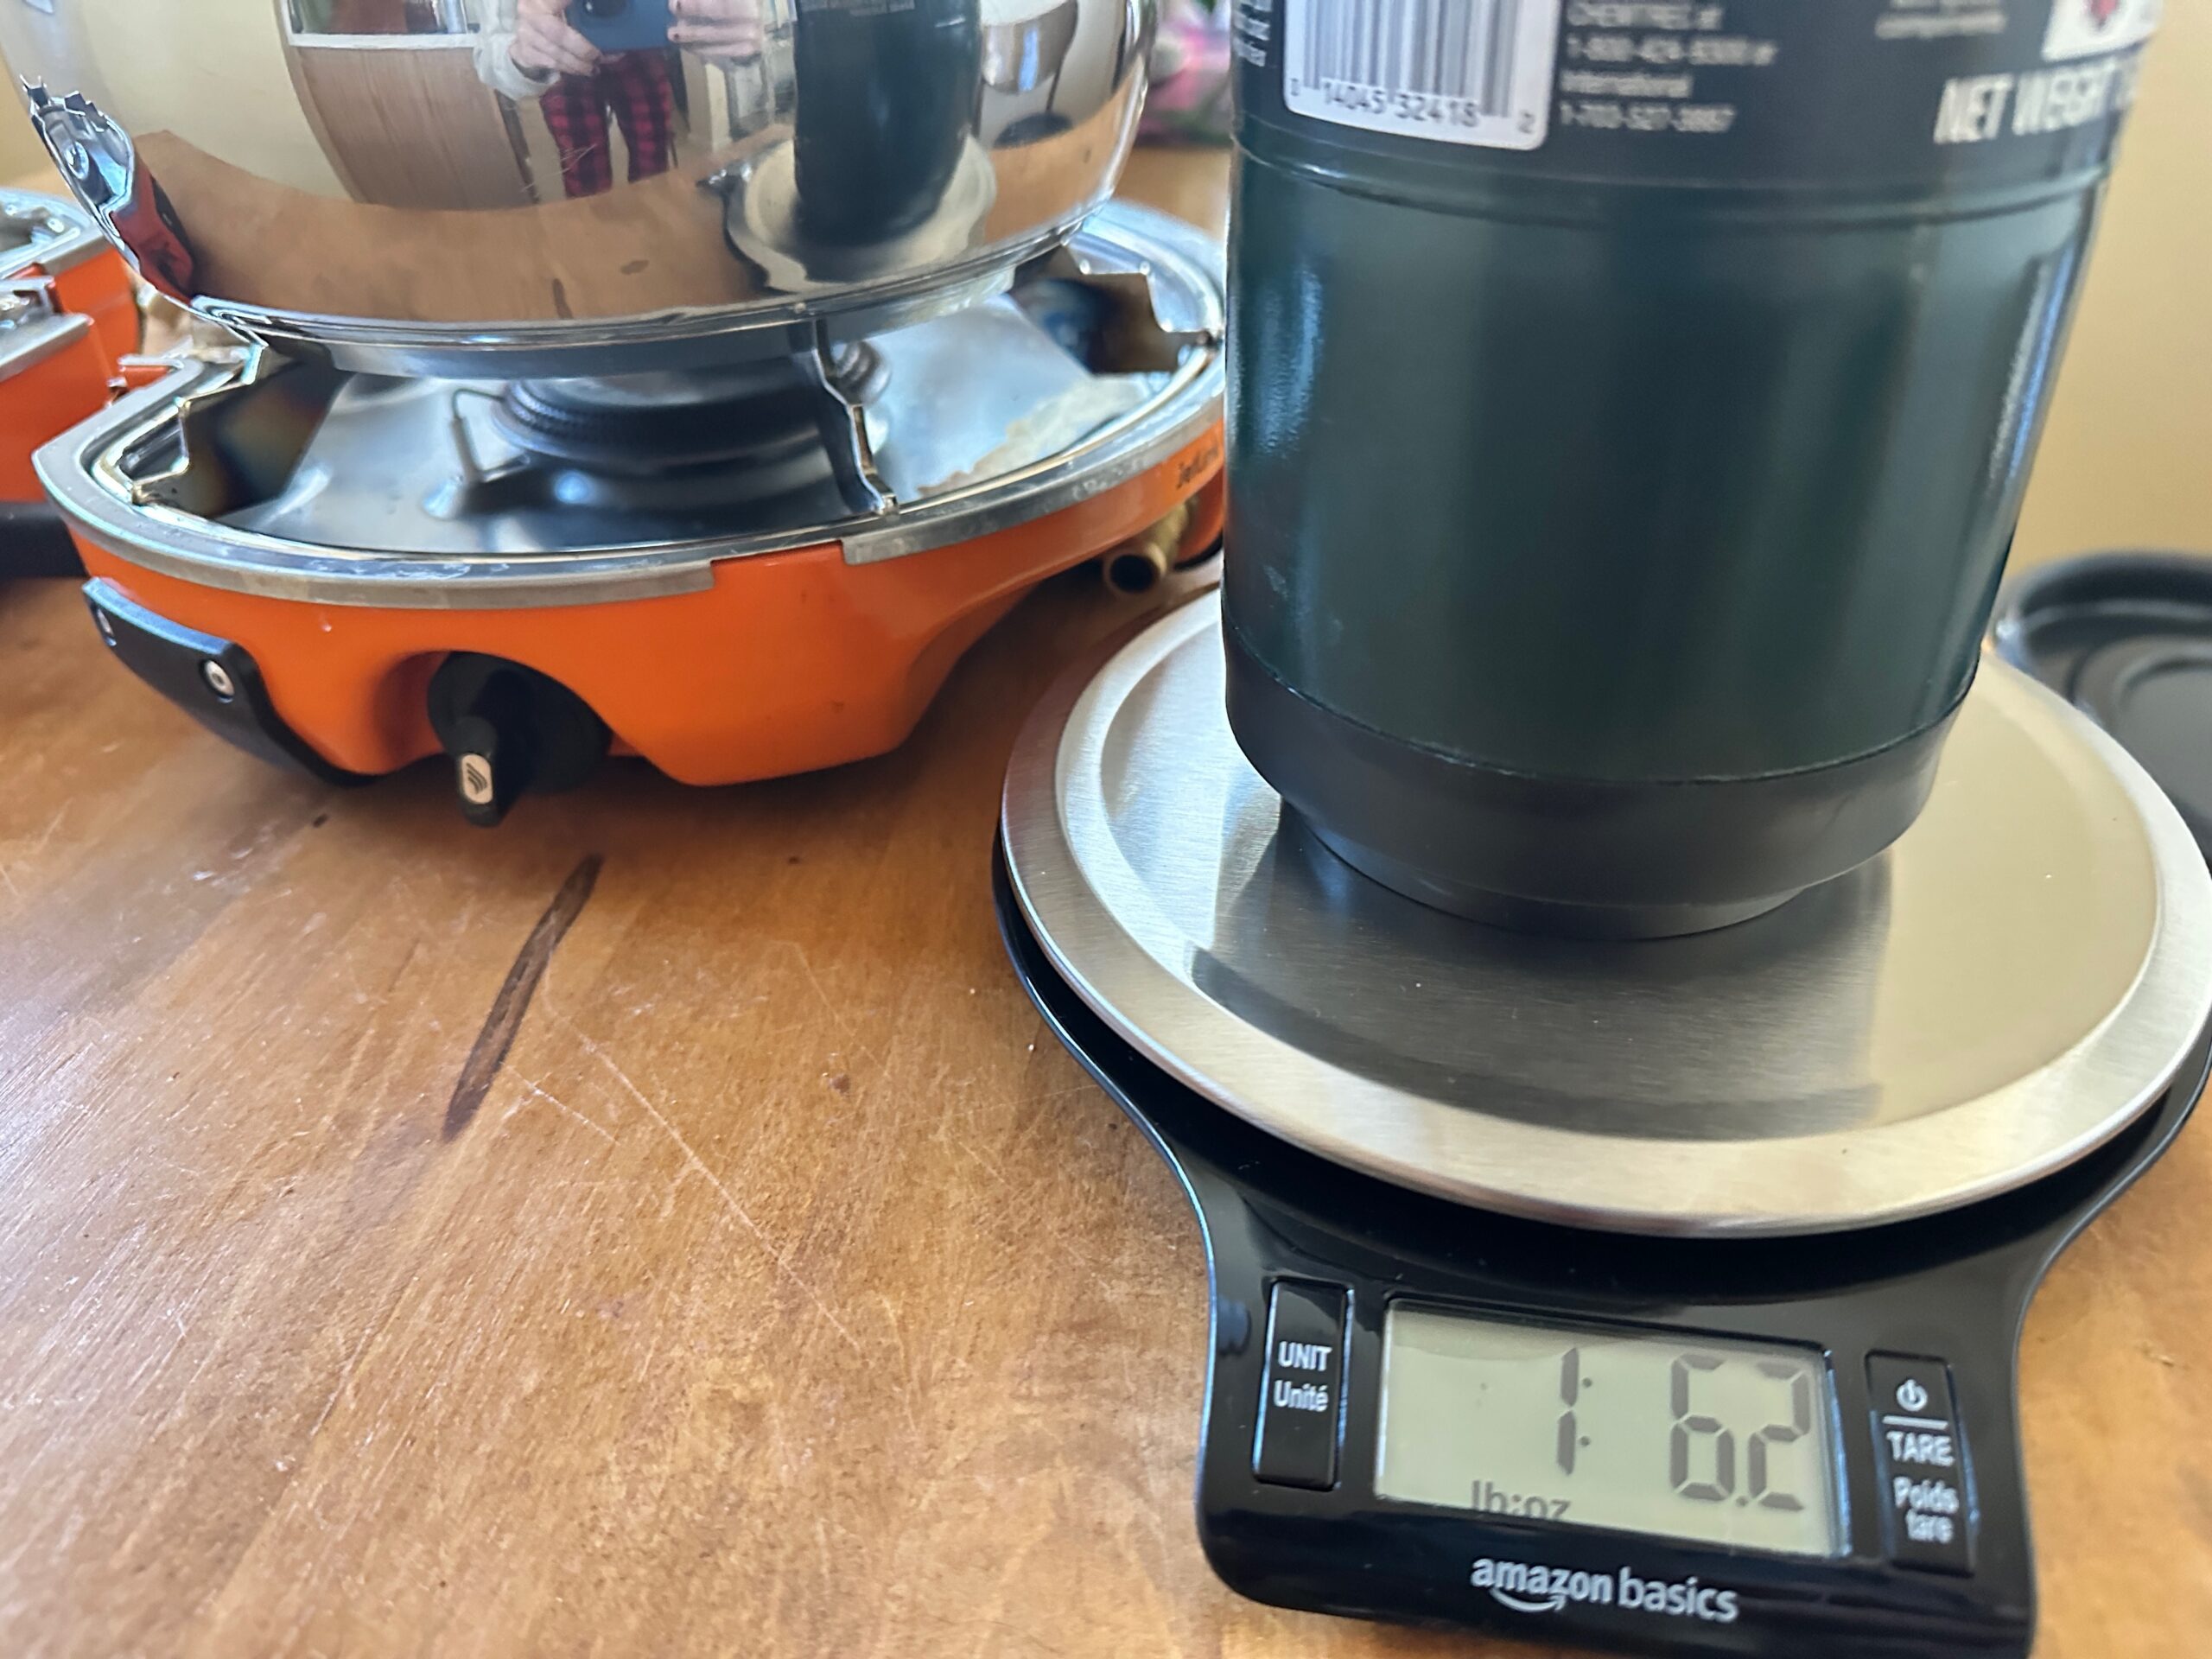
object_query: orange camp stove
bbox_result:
[42,204,1221,823]
[1,189,137,575]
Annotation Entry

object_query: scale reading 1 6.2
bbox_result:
[1375,1310,1845,1557]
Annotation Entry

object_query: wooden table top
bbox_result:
[3,148,2209,1659]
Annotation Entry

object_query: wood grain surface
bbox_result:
[0,151,2208,1659]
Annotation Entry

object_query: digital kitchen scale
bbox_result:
[994,591,2212,1658]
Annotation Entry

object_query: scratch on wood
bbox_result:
[764,936,882,1070]
[22,806,66,858]
[566,1019,865,1356]
[513,1075,614,1143]
[307,1311,384,1443]
[443,855,601,1139]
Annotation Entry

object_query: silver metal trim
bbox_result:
[196,236,1055,382]
[1001,590,2212,1237]
[0,305,93,379]
[0,189,107,279]
[35,204,1224,611]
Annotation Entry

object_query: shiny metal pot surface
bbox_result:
[2,0,1150,375]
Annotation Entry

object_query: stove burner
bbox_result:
[490,348,885,475]
[431,347,890,520]
[93,205,1224,570]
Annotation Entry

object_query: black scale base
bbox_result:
[992,843,2212,1658]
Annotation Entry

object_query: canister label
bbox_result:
[1278,0,1565,150]
[1237,0,2160,181]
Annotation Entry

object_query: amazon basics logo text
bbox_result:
[1469,1558,1740,1624]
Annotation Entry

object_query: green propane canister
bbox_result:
[1223,0,2164,937]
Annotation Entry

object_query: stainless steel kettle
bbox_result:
[0,0,1151,377]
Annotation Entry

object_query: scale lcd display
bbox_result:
[1376,1306,1845,1557]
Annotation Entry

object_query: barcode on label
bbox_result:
[1281,0,1560,150]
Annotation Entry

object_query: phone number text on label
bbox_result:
[1557,99,1737,132]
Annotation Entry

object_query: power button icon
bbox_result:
[1896,1377,1930,1414]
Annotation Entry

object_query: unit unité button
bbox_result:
[1867,1353,1973,1574]
[1252,1281,1348,1490]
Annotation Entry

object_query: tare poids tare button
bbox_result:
[1866,1353,1973,1574]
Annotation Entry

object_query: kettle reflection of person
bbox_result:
[475,0,763,199]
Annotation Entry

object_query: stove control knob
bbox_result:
[448,704,524,829]
[427,655,610,828]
